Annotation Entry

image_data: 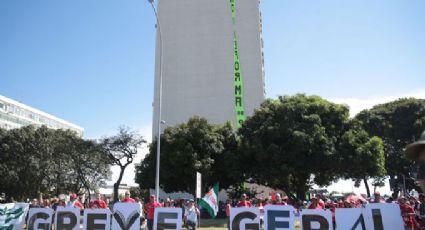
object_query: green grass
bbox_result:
[198,218,228,229]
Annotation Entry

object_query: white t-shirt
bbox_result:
[185,207,199,223]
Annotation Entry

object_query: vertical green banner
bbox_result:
[230,0,246,128]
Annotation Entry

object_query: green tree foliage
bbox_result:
[238,94,351,199]
[355,98,425,193]
[136,117,239,193]
[0,126,111,200]
[100,127,145,202]
[337,123,386,197]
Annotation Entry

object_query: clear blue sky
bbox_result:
[1,0,424,139]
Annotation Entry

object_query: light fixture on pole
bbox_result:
[147,0,163,200]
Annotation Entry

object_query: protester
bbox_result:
[184,199,200,230]
[121,191,136,203]
[399,196,417,230]
[90,193,108,209]
[275,194,287,205]
[135,197,145,229]
[417,194,425,229]
[67,194,84,210]
[164,198,173,207]
[256,198,265,227]
[236,194,252,207]
[308,197,323,210]
[51,198,60,211]
[144,195,162,230]
[225,199,232,229]
[29,199,40,209]
[316,194,326,209]
[118,193,125,202]
[371,191,385,203]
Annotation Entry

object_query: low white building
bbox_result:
[0,95,83,136]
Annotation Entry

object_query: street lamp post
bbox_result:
[148,0,163,199]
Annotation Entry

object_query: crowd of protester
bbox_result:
[221,192,425,230]
[23,190,425,230]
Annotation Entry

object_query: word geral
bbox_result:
[231,204,404,230]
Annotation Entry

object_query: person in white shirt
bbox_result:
[184,200,200,230]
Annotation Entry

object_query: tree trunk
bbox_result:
[114,166,126,202]
[363,177,371,197]
[296,187,307,201]
[294,176,308,201]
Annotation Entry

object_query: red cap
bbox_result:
[150,195,155,198]
[70,194,78,199]
[374,191,380,196]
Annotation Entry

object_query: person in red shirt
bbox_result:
[308,197,323,210]
[236,194,252,207]
[145,195,162,230]
[275,194,288,205]
[316,195,326,209]
[68,194,84,210]
[399,196,416,230]
[90,193,108,209]
[371,191,385,203]
[225,199,232,217]
[122,191,136,203]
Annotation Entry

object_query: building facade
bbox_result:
[152,0,265,135]
[0,95,83,137]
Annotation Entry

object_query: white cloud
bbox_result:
[328,89,425,117]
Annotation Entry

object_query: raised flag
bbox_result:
[199,183,219,218]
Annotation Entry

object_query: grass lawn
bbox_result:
[198,218,227,229]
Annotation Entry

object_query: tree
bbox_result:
[238,94,350,200]
[0,126,111,200]
[337,123,386,197]
[101,127,145,202]
[355,98,425,194]
[136,117,239,193]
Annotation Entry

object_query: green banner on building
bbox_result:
[230,0,246,128]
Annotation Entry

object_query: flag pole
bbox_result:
[198,198,201,228]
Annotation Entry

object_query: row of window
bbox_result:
[0,112,33,127]
[0,101,82,135]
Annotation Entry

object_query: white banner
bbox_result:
[83,208,111,230]
[264,205,296,230]
[230,207,260,230]
[112,203,140,230]
[27,208,53,230]
[363,203,404,230]
[0,203,29,230]
[54,207,80,230]
[300,209,333,230]
[153,207,182,230]
[335,207,366,230]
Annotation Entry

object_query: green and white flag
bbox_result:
[0,203,29,230]
[199,183,219,218]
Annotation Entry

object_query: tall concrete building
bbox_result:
[0,95,84,137]
[153,0,265,135]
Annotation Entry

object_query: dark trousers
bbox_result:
[147,219,154,230]
[187,220,197,230]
